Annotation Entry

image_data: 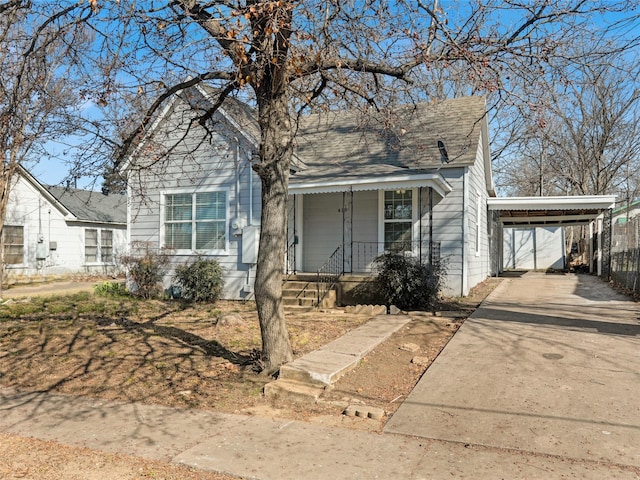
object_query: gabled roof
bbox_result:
[127,87,490,196]
[292,97,487,182]
[46,186,126,225]
[17,165,126,225]
[289,96,489,196]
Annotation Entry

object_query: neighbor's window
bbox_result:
[4,225,24,265]
[164,191,227,252]
[101,229,114,263]
[85,229,114,263]
[383,189,413,252]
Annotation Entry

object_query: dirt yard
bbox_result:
[0,278,501,479]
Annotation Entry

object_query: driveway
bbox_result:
[385,272,640,468]
[2,280,101,299]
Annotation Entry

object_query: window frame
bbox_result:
[378,189,418,255]
[84,228,116,265]
[3,224,26,268]
[160,188,230,255]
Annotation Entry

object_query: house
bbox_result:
[612,199,640,252]
[3,166,127,283]
[124,86,497,301]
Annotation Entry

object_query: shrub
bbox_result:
[120,243,171,299]
[94,281,128,297]
[372,253,444,311]
[174,258,225,303]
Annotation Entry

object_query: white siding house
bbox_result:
[125,88,496,300]
[3,167,127,284]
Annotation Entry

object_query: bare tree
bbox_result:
[84,0,640,373]
[0,1,93,295]
[495,48,640,199]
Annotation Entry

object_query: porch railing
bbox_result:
[350,241,440,273]
[316,244,344,307]
[285,239,296,278]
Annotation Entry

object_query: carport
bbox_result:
[487,195,617,277]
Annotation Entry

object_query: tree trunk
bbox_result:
[253,90,294,374]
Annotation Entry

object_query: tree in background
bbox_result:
[493,45,640,199]
[0,0,92,296]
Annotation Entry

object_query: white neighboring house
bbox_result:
[3,166,127,283]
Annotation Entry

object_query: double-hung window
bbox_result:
[3,225,24,266]
[85,229,114,263]
[163,190,228,253]
[382,189,414,253]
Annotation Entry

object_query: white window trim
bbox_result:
[84,228,116,266]
[4,224,27,269]
[159,187,230,256]
[377,189,419,256]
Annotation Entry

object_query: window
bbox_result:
[85,229,98,263]
[101,229,114,262]
[383,190,413,252]
[163,191,227,252]
[85,229,114,263]
[3,225,24,265]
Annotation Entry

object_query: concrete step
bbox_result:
[282,289,317,299]
[282,281,313,290]
[263,378,325,403]
[282,296,315,307]
[285,274,320,282]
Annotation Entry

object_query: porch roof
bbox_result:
[288,171,453,197]
[488,195,616,227]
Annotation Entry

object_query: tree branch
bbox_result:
[117,72,236,164]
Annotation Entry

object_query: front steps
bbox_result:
[282,274,337,309]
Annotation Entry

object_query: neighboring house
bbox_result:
[125,85,497,300]
[3,166,127,283]
[612,199,640,252]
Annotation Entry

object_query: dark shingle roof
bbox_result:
[290,96,487,184]
[143,88,486,185]
[46,186,127,224]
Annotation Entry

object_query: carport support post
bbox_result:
[602,208,612,279]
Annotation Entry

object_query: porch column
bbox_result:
[343,191,353,273]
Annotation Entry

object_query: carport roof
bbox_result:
[487,195,617,227]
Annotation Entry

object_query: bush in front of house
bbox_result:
[372,252,444,311]
[174,258,225,303]
[120,243,171,299]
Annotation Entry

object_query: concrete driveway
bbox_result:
[385,272,640,468]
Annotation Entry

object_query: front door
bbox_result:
[302,193,342,271]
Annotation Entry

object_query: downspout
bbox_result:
[429,187,434,264]
[418,187,422,261]
[234,138,240,221]
[461,170,467,297]
[248,149,254,226]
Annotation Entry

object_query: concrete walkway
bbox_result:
[1,272,640,478]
